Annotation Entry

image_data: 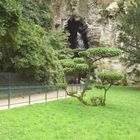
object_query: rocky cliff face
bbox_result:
[51,0,118,47]
[50,0,139,84]
[52,0,140,83]
[51,0,124,71]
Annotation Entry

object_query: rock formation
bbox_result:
[50,0,139,84]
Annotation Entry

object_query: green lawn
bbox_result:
[0,86,140,140]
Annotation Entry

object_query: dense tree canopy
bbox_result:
[0,0,68,84]
[20,0,52,29]
[119,0,140,66]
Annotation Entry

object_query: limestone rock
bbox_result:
[106,2,120,17]
[50,0,138,84]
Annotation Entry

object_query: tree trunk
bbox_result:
[102,90,107,106]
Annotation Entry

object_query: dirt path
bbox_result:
[0,90,67,110]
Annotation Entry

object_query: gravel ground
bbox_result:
[0,89,67,110]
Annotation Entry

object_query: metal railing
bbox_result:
[0,84,84,110]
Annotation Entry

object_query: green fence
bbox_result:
[0,84,84,109]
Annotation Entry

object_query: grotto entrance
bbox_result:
[65,16,89,50]
[65,16,89,84]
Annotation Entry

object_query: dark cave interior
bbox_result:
[65,17,89,83]
[65,17,89,50]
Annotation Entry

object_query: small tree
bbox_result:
[96,72,123,105]
[61,47,123,106]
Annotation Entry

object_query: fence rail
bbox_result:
[0,84,84,110]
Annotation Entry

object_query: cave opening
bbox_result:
[65,16,89,84]
[65,16,89,50]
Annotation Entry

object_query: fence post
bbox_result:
[80,84,82,92]
[8,73,11,109]
[65,89,67,98]
[76,84,78,92]
[8,86,11,109]
[29,91,31,105]
[45,87,47,102]
[80,84,84,92]
[71,84,73,92]
[57,88,59,99]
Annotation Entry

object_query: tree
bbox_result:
[0,0,67,85]
[12,18,66,84]
[119,0,140,66]
[96,72,123,105]
[20,0,52,29]
[61,47,123,106]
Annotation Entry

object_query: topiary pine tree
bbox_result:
[60,47,123,106]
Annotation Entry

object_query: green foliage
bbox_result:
[60,58,88,74]
[0,0,67,84]
[58,48,74,59]
[97,71,123,84]
[0,0,22,71]
[11,18,65,84]
[0,0,21,37]
[55,83,67,89]
[95,72,123,105]
[98,9,109,24]
[117,0,125,8]
[63,67,75,74]
[19,0,52,29]
[0,0,22,17]
[87,47,122,58]
[78,51,90,58]
[73,58,85,63]
[61,59,75,68]
[75,64,89,71]
[60,59,76,73]
[0,0,21,38]
[90,64,97,71]
[119,0,140,65]
[47,30,68,50]
[62,47,122,106]
[94,84,104,89]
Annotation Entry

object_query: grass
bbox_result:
[0,86,140,140]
